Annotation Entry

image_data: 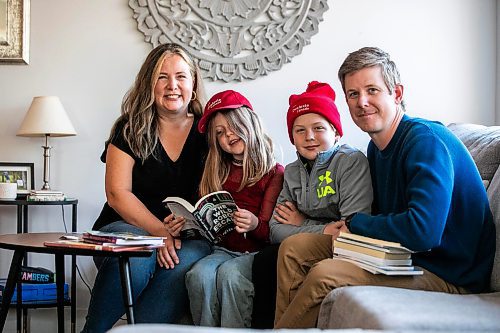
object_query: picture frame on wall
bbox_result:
[0,0,30,64]
[0,162,34,196]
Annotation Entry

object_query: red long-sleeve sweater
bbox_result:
[219,163,284,253]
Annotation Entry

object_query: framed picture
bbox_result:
[0,0,30,64]
[0,162,34,195]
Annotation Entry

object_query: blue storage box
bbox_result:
[0,279,69,303]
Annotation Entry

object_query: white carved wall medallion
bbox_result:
[129,0,329,82]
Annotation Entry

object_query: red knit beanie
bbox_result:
[286,81,343,143]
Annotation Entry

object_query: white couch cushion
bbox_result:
[107,324,375,333]
[318,286,500,331]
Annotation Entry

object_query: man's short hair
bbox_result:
[338,47,406,111]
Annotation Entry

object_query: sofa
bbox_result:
[318,123,500,331]
[108,325,384,333]
[108,123,500,333]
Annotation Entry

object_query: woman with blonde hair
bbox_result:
[82,43,212,333]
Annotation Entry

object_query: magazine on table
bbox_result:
[163,190,237,244]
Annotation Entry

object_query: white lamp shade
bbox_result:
[17,96,77,137]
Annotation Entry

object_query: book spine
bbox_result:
[81,238,107,245]
[82,233,118,244]
[44,241,108,251]
[193,211,215,243]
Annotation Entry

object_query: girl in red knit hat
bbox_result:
[166,89,284,328]
[252,81,374,328]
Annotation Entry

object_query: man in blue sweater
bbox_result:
[274,47,495,328]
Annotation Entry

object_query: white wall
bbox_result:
[0,0,496,331]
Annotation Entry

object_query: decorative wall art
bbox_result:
[0,0,29,64]
[129,0,329,81]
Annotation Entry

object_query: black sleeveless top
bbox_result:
[93,117,207,230]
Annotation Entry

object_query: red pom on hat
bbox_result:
[198,90,253,133]
[286,81,343,143]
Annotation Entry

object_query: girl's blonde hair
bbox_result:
[199,107,276,195]
[108,43,206,162]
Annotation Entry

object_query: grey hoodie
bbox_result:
[270,144,373,243]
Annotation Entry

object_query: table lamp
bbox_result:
[17,96,77,191]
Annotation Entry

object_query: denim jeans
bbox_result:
[185,247,255,328]
[81,221,211,333]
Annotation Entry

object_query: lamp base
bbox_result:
[42,135,52,191]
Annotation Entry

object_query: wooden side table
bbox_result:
[0,233,153,333]
[0,198,78,333]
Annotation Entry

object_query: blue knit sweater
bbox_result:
[352,115,495,293]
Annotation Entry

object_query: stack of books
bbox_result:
[333,232,423,275]
[44,231,165,252]
[27,190,66,201]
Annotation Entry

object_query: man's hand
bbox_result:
[273,201,305,226]
[163,213,185,237]
[157,236,182,269]
[233,208,258,233]
[323,220,349,239]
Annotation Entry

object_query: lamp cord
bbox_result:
[60,205,92,295]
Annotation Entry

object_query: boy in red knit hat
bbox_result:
[251,81,373,328]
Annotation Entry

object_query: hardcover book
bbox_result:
[337,232,412,252]
[334,256,424,276]
[43,240,159,252]
[82,231,165,246]
[333,240,411,260]
[333,247,412,266]
[163,190,237,244]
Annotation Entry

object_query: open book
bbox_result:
[163,190,237,244]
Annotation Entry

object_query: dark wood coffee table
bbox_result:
[0,232,153,333]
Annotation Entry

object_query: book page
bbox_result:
[165,201,197,221]
[163,197,211,241]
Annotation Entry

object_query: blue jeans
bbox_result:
[81,221,211,333]
[185,247,255,328]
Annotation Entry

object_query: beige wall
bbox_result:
[0,0,496,331]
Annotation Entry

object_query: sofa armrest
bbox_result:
[489,165,500,291]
